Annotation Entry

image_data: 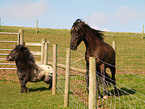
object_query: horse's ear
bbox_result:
[18,45,25,51]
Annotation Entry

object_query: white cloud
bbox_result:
[116,6,145,23]
[88,12,109,30]
[0,0,49,21]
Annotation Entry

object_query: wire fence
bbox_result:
[0,27,145,108]
[50,41,145,108]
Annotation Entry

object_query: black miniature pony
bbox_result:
[6,45,52,93]
[70,19,118,99]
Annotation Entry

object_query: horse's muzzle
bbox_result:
[6,55,12,61]
[70,43,77,51]
[70,46,77,51]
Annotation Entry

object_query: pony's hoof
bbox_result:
[103,95,108,99]
[26,90,29,93]
[48,87,52,90]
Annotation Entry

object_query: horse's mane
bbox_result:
[15,45,35,63]
[72,19,104,41]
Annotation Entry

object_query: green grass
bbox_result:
[0,73,145,109]
[0,26,145,108]
[0,80,66,109]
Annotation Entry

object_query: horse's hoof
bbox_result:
[114,89,119,96]
[103,95,108,99]
[85,88,89,93]
[115,92,119,96]
[98,96,102,99]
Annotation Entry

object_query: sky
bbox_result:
[0,0,145,32]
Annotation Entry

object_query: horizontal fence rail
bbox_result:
[0,32,20,45]
[0,30,49,70]
[0,32,20,61]
[0,31,20,70]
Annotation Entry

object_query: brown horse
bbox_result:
[70,19,118,99]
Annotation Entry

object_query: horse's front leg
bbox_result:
[85,62,89,92]
[110,66,119,96]
[100,64,108,99]
[96,70,102,99]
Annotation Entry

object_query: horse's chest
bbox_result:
[85,50,96,62]
[86,49,100,58]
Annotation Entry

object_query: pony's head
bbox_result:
[70,19,86,50]
[6,45,34,62]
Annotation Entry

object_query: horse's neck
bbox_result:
[84,34,100,51]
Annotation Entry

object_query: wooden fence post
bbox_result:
[44,39,48,65]
[0,18,1,31]
[112,41,116,51]
[89,57,97,109]
[19,29,24,45]
[41,39,45,64]
[64,48,71,108]
[142,25,144,39]
[36,20,38,34]
[52,44,57,95]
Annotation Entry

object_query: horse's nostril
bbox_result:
[6,55,12,61]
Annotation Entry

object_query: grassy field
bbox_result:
[0,26,145,108]
[0,74,66,109]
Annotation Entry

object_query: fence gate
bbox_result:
[0,32,20,70]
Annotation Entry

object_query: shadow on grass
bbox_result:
[29,87,49,92]
[109,87,136,97]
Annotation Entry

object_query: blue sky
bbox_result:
[0,0,145,32]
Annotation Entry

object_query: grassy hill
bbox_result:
[0,26,145,108]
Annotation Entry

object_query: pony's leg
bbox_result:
[17,71,28,93]
[44,75,52,90]
[19,79,25,93]
[19,76,29,93]
[100,64,108,99]
[19,81,28,93]
[110,66,118,96]
[17,72,24,93]
[48,81,52,90]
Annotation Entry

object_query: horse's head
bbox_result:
[70,19,85,51]
[6,45,28,61]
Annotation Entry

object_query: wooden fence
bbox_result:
[0,31,20,70]
[0,29,49,70]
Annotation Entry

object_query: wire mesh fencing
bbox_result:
[47,40,145,109]
[68,46,145,108]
